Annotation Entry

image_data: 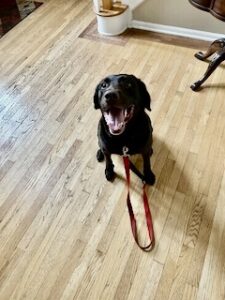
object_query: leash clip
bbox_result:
[122,146,129,157]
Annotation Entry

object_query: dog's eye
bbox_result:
[101,82,109,89]
[125,82,133,90]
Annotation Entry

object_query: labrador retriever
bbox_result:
[94,74,155,185]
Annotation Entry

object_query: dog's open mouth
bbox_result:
[103,106,134,135]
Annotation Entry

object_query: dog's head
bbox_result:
[94,74,151,135]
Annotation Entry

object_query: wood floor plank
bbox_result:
[197,171,225,300]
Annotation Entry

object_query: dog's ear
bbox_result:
[93,85,100,109]
[137,78,151,111]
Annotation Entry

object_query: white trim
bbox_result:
[131,20,224,41]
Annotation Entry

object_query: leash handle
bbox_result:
[123,154,155,252]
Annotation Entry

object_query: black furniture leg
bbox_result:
[191,38,225,91]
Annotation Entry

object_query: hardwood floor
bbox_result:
[0,0,225,299]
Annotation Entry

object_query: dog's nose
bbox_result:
[104,91,118,102]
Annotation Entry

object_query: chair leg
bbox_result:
[191,48,225,91]
[194,38,225,61]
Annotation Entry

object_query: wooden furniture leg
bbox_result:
[191,38,225,91]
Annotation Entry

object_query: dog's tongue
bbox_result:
[104,108,125,132]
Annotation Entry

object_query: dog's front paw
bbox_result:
[144,171,155,185]
[96,149,104,162]
[105,168,116,182]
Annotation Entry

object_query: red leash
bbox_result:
[123,147,155,252]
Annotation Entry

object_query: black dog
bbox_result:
[94,74,155,185]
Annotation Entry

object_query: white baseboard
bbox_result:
[131,20,224,41]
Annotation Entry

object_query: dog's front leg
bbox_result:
[104,151,116,182]
[142,152,155,185]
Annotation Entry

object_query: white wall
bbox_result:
[133,0,225,34]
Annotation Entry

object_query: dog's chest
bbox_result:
[101,129,150,155]
[109,137,139,155]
